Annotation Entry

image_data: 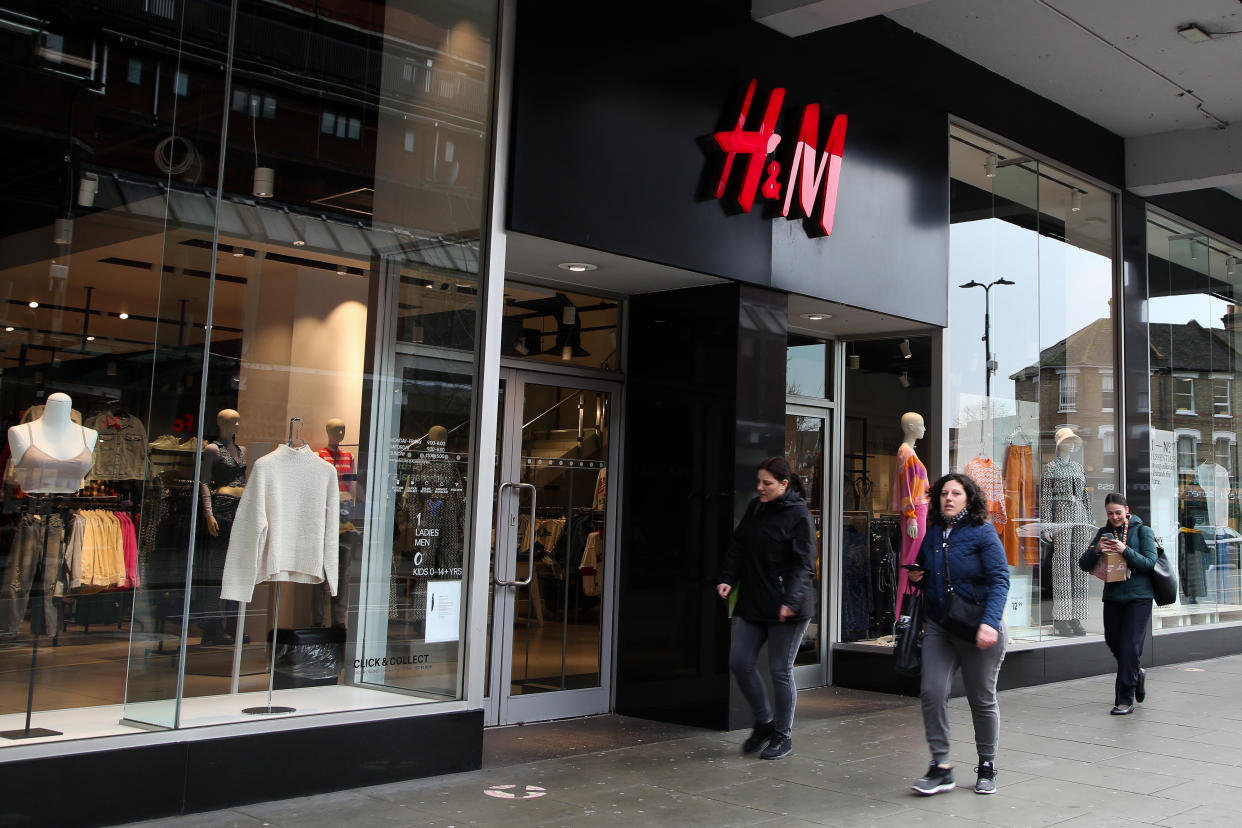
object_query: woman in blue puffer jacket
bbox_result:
[908,472,1010,797]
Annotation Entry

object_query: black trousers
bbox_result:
[1103,599,1151,705]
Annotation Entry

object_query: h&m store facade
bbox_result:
[2,0,1241,822]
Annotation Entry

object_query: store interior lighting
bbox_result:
[899,370,911,388]
[984,152,998,178]
[77,172,98,207]
[1228,256,1237,277]
[53,218,73,245]
[1070,190,1082,212]
[253,166,274,198]
[900,338,912,359]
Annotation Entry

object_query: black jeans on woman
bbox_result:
[1103,598,1151,706]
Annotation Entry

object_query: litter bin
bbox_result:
[271,627,346,689]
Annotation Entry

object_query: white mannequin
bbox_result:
[7,392,98,493]
[900,412,926,538]
[201,409,243,537]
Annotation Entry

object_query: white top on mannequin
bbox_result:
[900,411,926,538]
[6,392,98,493]
[1197,461,1230,527]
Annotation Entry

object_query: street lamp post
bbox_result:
[959,277,1015,398]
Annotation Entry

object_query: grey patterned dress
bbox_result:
[1040,456,1091,623]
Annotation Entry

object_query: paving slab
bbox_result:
[115,653,1242,828]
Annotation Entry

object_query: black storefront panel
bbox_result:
[508,3,950,326]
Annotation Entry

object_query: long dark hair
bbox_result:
[927,472,989,526]
[758,456,805,497]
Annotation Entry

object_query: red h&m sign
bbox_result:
[713,79,848,237]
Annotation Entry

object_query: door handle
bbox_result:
[495,481,536,586]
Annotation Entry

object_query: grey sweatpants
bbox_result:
[920,619,1006,764]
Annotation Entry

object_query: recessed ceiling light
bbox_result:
[86,335,95,341]
[28,301,38,309]
[557,262,598,273]
[292,239,305,247]
[800,313,832,321]
[5,326,13,332]
[119,312,129,319]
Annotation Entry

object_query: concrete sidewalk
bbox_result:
[122,654,1242,827]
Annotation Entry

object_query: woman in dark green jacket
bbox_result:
[1078,493,1157,715]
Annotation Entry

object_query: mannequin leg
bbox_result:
[894,503,928,623]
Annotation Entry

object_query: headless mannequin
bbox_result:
[893,412,930,624]
[197,409,246,644]
[7,393,98,493]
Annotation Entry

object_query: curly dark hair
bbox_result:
[927,472,990,526]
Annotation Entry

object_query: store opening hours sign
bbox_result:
[712,79,848,237]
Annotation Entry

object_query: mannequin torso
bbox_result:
[200,410,246,536]
[7,393,98,493]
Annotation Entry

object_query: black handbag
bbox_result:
[940,536,986,643]
[893,588,923,676]
[1149,539,1178,607]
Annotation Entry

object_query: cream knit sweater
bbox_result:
[221,443,340,602]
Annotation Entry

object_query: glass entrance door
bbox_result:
[486,370,616,725]
[787,406,830,688]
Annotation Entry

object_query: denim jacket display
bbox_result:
[86,411,149,481]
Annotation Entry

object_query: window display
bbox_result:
[0,0,498,745]
[1146,211,1242,632]
[945,124,1118,643]
[839,336,933,644]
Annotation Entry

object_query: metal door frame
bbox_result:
[484,367,621,726]
[786,398,837,690]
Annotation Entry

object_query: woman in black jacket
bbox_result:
[717,457,817,761]
[1078,492,1157,715]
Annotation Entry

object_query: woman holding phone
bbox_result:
[1078,492,1157,715]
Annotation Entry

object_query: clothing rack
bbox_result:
[2,494,127,740]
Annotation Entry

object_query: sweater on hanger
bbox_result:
[221,444,340,602]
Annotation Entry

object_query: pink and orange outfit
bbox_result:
[892,443,929,621]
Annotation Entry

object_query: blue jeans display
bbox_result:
[1,514,65,636]
[729,615,812,739]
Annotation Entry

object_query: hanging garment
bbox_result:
[1039,456,1091,623]
[221,444,340,603]
[1,514,66,634]
[891,444,929,620]
[1001,444,1037,566]
[85,410,149,481]
[1178,498,1211,601]
[579,531,604,597]
[592,467,607,512]
[964,456,1007,533]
